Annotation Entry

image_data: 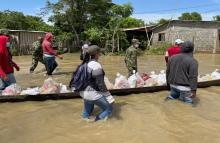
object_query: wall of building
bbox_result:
[10,31,45,55]
[152,24,220,53]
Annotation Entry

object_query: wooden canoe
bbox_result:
[0,79,220,102]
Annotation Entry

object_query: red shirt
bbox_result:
[165,45,181,64]
[167,45,181,57]
[0,35,14,78]
[42,33,57,56]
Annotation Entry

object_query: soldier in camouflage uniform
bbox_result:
[30,37,45,73]
[124,39,140,77]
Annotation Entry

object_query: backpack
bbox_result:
[69,63,90,92]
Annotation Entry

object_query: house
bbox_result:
[122,26,155,48]
[151,20,220,53]
[9,30,46,55]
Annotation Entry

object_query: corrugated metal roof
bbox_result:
[152,20,220,31]
[122,25,155,32]
[9,30,46,33]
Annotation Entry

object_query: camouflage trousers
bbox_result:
[30,56,45,72]
[126,66,137,77]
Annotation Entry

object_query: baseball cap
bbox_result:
[82,44,89,49]
[175,39,184,44]
[88,45,105,55]
[132,39,140,44]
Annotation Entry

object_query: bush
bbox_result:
[107,51,125,56]
[146,42,172,55]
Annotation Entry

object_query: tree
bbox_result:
[110,3,133,18]
[42,1,138,53]
[191,12,202,21]
[25,15,53,32]
[0,10,28,30]
[120,17,144,28]
[178,12,202,21]
[43,0,113,49]
[178,12,191,20]
[108,3,133,52]
[0,10,53,31]
[158,18,170,25]
[213,15,220,21]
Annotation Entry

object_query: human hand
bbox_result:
[15,65,20,71]
[2,75,8,81]
[189,91,196,98]
[58,55,63,59]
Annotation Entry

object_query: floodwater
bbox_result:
[0,53,220,143]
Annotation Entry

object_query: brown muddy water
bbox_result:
[0,53,220,143]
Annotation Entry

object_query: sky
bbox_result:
[0,0,220,23]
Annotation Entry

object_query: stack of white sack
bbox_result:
[145,70,166,86]
[20,87,40,95]
[127,70,145,88]
[40,78,61,94]
[198,74,213,82]
[1,84,22,96]
[59,84,71,93]
[157,70,166,86]
[128,71,137,88]
[112,70,168,89]
[211,69,220,79]
[114,73,130,89]
[198,69,220,82]
[136,72,145,87]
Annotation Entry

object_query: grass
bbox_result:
[145,42,172,55]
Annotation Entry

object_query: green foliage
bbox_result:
[158,18,170,25]
[213,15,220,21]
[178,12,202,21]
[44,0,113,49]
[53,32,73,49]
[146,42,172,55]
[84,27,103,45]
[11,47,18,56]
[0,10,53,31]
[25,15,53,32]
[120,17,144,28]
[111,3,133,18]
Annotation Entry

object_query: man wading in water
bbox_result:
[125,39,140,77]
[70,45,114,122]
[0,29,19,92]
[30,36,45,73]
[166,41,198,104]
[42,33,63,76]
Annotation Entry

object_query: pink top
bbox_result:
[42,33,57,56]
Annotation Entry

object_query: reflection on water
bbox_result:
[0,53,220,143]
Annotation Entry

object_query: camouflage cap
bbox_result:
[131,39,140,44]
[88,45,105,55]
[0,29,9,35]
